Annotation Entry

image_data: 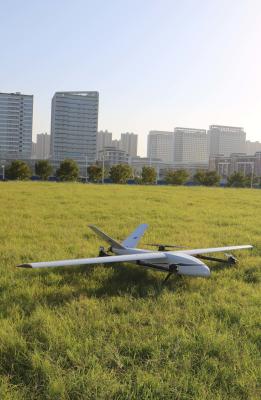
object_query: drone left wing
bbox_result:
[178,245,253,256]
[17,252,166,269]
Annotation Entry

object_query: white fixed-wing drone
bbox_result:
[17,224,253,281]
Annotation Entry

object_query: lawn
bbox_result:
[0,182,260,400]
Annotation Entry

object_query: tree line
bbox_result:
[2,159,260,187]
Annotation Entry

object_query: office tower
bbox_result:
[245,140,261,155]
[0,92,33,159]
[147,131,174,163]
[50,91,99,164]
[31,142,37,158]
[120,132,138,157]
[34,133,50,159]
[96,130,112,157]
[174,127,208,164]
[208,125,246,156]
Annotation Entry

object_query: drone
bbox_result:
[17,224,253,282]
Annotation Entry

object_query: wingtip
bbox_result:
[88,224,97,229]
[17,264,33,268]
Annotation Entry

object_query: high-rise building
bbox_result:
[0,92,33,159]
[245,140,261,155]
[96,130,112,157]
[208,125,246,156]
[174,127,208,164]
[50,91,99,164]
[32,133,50,159]
[111,139,121,150]
[120,132,138,157]
[31,142,37,158]
[147,131,174,163]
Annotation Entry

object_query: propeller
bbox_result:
[145,243,186,250]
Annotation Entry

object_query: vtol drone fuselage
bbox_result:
[17,224,253,281]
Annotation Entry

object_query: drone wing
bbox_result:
[17,252,166,269]
[179,245,253,256]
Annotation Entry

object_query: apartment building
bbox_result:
[147,131,174,163]
[174,127,208,164]
[208,125,246,156]
[120,132,138,157]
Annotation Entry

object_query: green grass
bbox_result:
[0,182,260,400]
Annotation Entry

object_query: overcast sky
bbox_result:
[1,0,261,155]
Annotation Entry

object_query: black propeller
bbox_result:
[145,243,186,251]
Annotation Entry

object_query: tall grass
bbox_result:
[0,182,260,399]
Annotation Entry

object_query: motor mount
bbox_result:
[98,246,110,257]
[227,255,238,264]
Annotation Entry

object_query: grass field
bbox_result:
[0,182,260,400]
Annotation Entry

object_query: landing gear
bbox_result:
[163,272,173,283]
[163,264,178,283]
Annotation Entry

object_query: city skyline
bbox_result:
[1,89,261,180]
[1,1,261,156]
[2,89,260,159]
[1,88,259,163]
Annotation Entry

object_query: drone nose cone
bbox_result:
[201,265,210,277]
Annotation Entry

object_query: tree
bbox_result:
[56,159,79,181]
[87,165,102,183]
[109,164,132,183]
[141,166,157,184]
[202,171,220,186]
[35,160,52,180]
[227,172,247,187]
[6,160,31,180]
[194,170,220,186]
[165,169,189,185]
[244,173,258,187]
[193,170,205,185]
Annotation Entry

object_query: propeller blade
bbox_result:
[145,243,185,249]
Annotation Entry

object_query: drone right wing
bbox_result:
[179,245,253,256]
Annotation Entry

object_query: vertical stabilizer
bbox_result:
[88,225,125,249]
[122,224,148,248]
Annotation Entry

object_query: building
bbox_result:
[147,131,174,163]
[31,142,37,158]
[245,140,261,155]
[174,127,208,164]
[32,133,50,159]
[120,132,138,157]
[97,146,129,166]
[0,92,33,160]
[208,125,246,157]
[209,152,261,180]
[131,156,165,178]
[111,139,121,149]
[96,130,112,158]
[50,91,99,165]
[130,156,208,180]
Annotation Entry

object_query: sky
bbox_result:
[1,0,261,155]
